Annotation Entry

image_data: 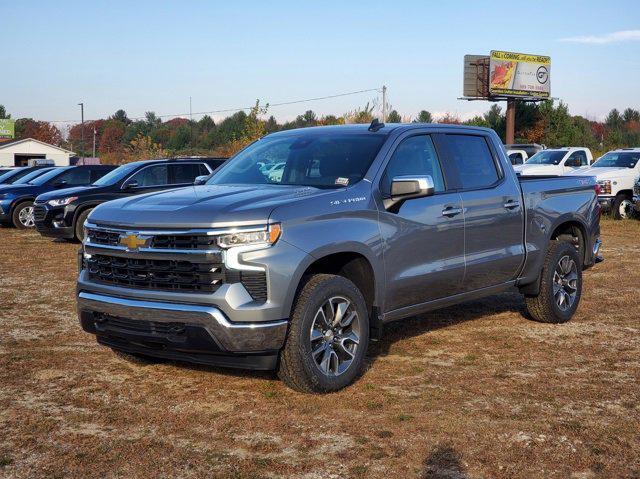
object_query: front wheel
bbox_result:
[613,194,634,220]
[524,241,582,324]
[278,274,369,393]
[12,201,36,229]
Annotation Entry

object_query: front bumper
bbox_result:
[33,202,75,238]
[78,291,288,370]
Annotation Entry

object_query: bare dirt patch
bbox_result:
[0,218,638,478]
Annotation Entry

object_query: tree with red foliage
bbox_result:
[99,121,126,153]
[15,119,62,145]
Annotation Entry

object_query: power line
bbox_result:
[43,87,382,124]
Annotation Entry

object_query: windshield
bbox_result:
[28,167,69,185]
[208,132,387,188]
[592,152,640,168]
[13,168,56,184]
[92,162,141,186]
[525,150,566,165]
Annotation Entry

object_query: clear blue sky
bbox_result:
[1,0,639,126]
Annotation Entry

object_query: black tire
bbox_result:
[11,201,35,229]
[112,349,165,365]
[612,194,634,220]
[524,241,582,324]
[74,208,93,242]
[278,274,369,393]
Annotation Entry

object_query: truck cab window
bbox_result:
[381,135,445,194]
[446,135,500,189]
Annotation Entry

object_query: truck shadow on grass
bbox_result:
[147,292,526,383]
[368,292,527,364]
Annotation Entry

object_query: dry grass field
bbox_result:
[0,218,638,478]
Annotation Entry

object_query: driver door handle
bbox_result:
[442,206,463,218]
[504,199,520,210]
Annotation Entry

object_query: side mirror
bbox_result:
[385,175,435,209]
[123,180,138,189]
[194,175,209,185]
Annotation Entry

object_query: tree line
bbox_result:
[1,101,639,163]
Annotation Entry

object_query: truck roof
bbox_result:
[265,122,495,138]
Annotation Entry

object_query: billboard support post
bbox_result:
[506,99,516,145]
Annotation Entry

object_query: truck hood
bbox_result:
[88,184,333,228]
[514,163,562,176]
[573,166,637,180]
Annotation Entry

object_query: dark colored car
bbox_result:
[34,157,226,241]
[0,165,116,229]
[0,166,54,185]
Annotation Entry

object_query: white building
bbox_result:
[0,138,75,167]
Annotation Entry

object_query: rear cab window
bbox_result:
[444,134,502,190]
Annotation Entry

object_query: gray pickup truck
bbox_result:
[77,123,602,392]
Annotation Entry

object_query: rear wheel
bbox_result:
[12,201,36,229]
[74,208,93,242]
[524,241,582,324]
[278,274,369,393]
[613,194,633,220]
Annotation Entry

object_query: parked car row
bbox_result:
[0,157,227,237]
[508,146,640,220]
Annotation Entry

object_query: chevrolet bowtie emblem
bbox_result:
[119,233,151,251]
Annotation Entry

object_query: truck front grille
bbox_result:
[84,225,268,301]
[87,254,224,293]
[86,229,217,250]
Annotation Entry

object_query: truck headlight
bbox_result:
[597,180,611,195]
[48,196,78,207]
[217,224,281,249]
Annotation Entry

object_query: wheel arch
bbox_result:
[285,245,382,329]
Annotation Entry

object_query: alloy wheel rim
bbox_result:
[310,296,361,377]
[19,206,35,228]
[553,255,578,311]
[619,199,632,219]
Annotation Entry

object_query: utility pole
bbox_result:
[189,96,193,147]
[78,102,84,158]
[92,126,96,158]
[382,85,387,122]
[505,99,516,145]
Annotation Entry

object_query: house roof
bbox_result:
[0,137,75,154]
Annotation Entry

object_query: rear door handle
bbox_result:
[503,199,520,210]
[442,206,463,218]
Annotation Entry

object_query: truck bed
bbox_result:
[516,174,599,286]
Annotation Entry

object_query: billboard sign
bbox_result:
[489,50,550,98]
[0,119,15,139]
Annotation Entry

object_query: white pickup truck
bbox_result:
[513,147,593,176]
[576,148,640,219]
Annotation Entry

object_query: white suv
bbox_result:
[513,147,593,176]
[576,148,640,219]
